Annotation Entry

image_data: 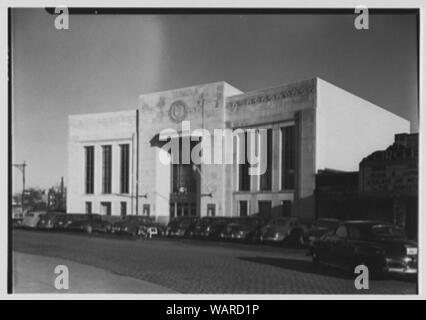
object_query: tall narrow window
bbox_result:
[260,128,272,191]
[239,131,251,191]
[281,200,292,217]
[281,126,296,189]
[207,204,216,217]
[85,201,92,214]
[120,144,130,194]
[102,145,112,194]
[84,146,94,194]
[239,201,248,217]
[120,201,127,217]
[143,204,150,216]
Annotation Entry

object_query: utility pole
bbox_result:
[136,109,140,215]
[60,176,64,211]
[13,161,26,215]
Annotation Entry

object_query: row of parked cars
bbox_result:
[17,211,165,238]
[16,211,418,275]
[165,216,341,247]
[17,211,340,246]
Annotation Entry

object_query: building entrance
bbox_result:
[168,138,200,218]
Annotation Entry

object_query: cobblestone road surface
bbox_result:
[13,229,417,294]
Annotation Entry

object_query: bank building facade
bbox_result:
[67,78,409,224]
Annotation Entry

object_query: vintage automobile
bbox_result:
[37,211,66,230]
[54,213,92,230]
[259,217,308,245]
[67,214,106,233]
[219,220,242,240]
[225,217,268,242]
[200,217,232,239]
[111,216,154,236]
[166,217,199,237]
[137,222,166,238]
[310,220,418,276]
[186,217,220,238]
[305,218,341,246]
[21,211,46,229]
[12,206,25,227]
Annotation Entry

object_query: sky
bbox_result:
[12,9,418,193]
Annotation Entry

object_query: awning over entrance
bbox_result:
[149,130,203,148]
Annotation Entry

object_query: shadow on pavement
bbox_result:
[239,256,417,283]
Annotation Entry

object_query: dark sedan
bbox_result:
[200,217,232,239]
[54,213,94,230]
[111,216,154,236]
[311,220,418,276]
[37,211,66,230]
[229,217,268,242]
[186,217,221,238]
[67,214,107,233]
[166,217,199,237]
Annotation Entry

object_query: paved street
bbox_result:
[13,229,417,294]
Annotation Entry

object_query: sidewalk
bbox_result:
[13,252,178,294]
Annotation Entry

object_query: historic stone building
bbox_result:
[67,78,409,224]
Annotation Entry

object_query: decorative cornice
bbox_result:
[226,83,315,111]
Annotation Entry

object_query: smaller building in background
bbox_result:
[359,133,418,195]
[359,133,418,239]
[315,133,418,240]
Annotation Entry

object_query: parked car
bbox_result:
[69,217,112,234]
[186,217,219,238]
[260,217,308,245]
[21,211,46,228]
[137,222,166,238]
[219,220,242,240]
[310,220,418,276]
[12,218,23,228]
[67,214,104,233]
[111,216,154,236]
[166,217,199,237]
[221,216,267,241]
[37,211,66,230]
[55,213,96,230]
[305,218,341,247]
[200,217,232,239]
[12,208,24,227]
